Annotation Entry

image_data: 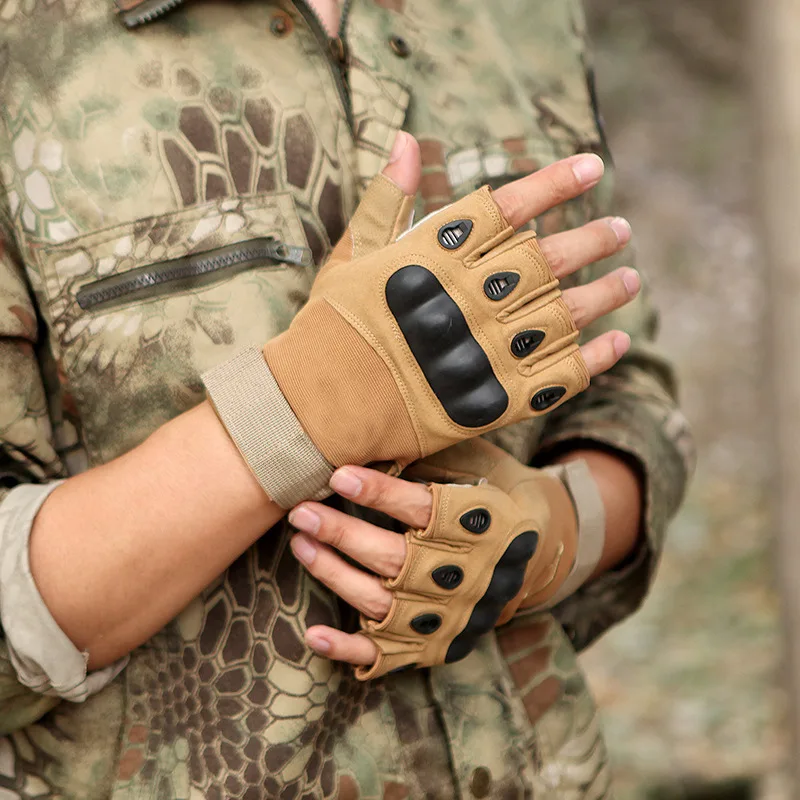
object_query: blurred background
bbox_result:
[581,2,792,797]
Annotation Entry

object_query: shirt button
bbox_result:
[389,34,412,58]
[270,12,293,37]
[469,767,492,798]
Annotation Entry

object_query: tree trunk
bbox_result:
[750,0,800,789]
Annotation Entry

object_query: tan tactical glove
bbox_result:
[203,176,589,509]
[354,438,606,681]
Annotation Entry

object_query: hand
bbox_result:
[204,133,640,509]
[288,439,581,679]
[329,133,638,378]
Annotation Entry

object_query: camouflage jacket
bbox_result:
[0,0,693,797]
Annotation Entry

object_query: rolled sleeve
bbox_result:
[0,482,129,703]
[0,198,128,726]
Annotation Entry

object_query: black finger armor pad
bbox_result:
[460,508,491,534]
[444,530,539,664]
[386,265,509,428]
[484,272,519,301]
[411,613,442,635]
[531,386,566,411]
[438,219,473,250]
[432,564,464,589]
[511,330,545,358]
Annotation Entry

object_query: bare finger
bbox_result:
[492,154,605,230]
[328,466,433,529]
[289,534,393,620]
[538,217,631,280]
[305,625,378,666]
[288,502,407,579]
[580,330,632,377]
[562,267,640,330]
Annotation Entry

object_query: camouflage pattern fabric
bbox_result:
[0,0,693,797]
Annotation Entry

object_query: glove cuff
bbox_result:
[203,346,334,508]
[540,458,605,607]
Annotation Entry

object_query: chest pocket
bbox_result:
[35,193,314,466]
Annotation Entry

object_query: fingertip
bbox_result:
[305,627,377,666]
[571,153,605,188]
[382,132,421,196]
[287,505,321,535]
[608,216,632,245]
[614,331,632,359]
[305,629,331,654]
[621,268,640,297]
[582,330,631,377]
[329,467,363,498]
[290,533,317,566]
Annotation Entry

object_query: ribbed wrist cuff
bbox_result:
[541,458,606,607]
[202,347,334,509]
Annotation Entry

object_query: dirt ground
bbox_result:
[581,3,791,797]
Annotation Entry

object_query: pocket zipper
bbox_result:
[118,0,185,28]
[76,237,312,311]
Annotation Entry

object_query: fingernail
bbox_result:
[609,217,631,244]
[291,534,317,566]
[387,131,409,165]
[572,154,604,187]
[288,506,320,535]
[306,633,331,654]
[330,468,363,498]
[614,331,632,358]
[622,268,641,296]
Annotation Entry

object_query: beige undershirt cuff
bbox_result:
[203,346,334,509]
[0,482,129,702]
[541,459,606,608]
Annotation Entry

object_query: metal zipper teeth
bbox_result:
[292,0,354,129]
[119,0,185,28]
[77,242,297,310]
[337,0,353,38]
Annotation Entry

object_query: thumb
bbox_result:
[324,132,421,269]
[382,131,421,196]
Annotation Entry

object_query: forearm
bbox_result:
[29,401,283,670]
[554,447,643,579]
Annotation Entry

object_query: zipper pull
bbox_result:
[266,240,314,268]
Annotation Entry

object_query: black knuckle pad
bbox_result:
[460,507,491,533]
[432,564,464,590]
[531,386,567,412]
[510,330,545,358]
[467,603,502,636]
[438,219,473,250]
[443,531,538,665]
[411,613,442,635]
[484,271,520,301]
[507,529,539,560]
[386,265,509,428]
